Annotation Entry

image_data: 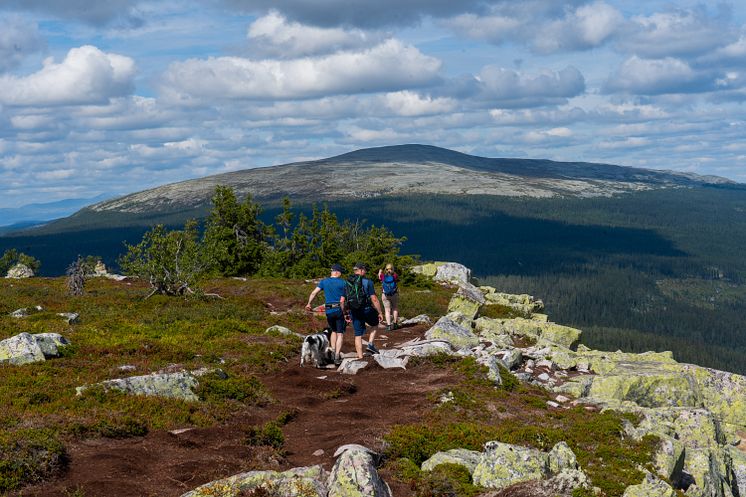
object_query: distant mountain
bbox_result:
[0,194,112,228]
[19,144,736,235]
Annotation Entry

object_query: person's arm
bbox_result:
[341,296,351,322]
[305,286,322,311]
[370,294,384,318]
[378,269,383,281]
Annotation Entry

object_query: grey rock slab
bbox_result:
[548,442,578,474]
[265,325,304,338]
[434,262,472,285]
[398,339,454,357]
[373,354,408,369]
[425,314,479,350]
[496,349,523,370]
[32,333,71,357]
[338,359,369,375]
[57,312,80,324]
[472,441,550,489]
[400,314,431,326]
[181,465,328,497]
[6,263,34,278]
[9,308,28,318]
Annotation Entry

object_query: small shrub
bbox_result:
[196,374,271,405]
[94,417,149,439]
[418,463,482,497]
[0,428,67,492]
[479,304,528,320]
[245,421,285,449]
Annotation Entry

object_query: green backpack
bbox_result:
[345,275,369,310]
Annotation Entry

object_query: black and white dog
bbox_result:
[300,327,335,368]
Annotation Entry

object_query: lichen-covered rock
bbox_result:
[76,367,224,401]
[725,445,746,497]
[6,263,34,278]
[651,436,685,482]
[421,448,483,474]
[622,473,676,497]
[265,325,303,338]
[548,442,577,474]
[472,441,549,489]
[537,323,582,349]
[474,317,514,346]
[586,363,701,408]
[425,314,479,350]
[495,349,522,370]
[57,312,80,324]
[447,282,485,319]
[476,355,503,385]
[481,289,545,314]
[434,262,472,285]
[0,333,45,364]
[0,332,70,365]
[680,364,746,428]
[475,317,581,349]
[181,465,328,497]
[327,445,391,497]
[9,308,28,318]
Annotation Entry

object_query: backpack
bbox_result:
[345,275,369,310]
[382,273,398,296]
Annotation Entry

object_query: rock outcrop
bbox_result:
[0,332,70,365]
[411,261,472,285]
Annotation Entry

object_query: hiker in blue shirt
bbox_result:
[305,263,347,365]
[345,262,384,359]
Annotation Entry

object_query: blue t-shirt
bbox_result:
[317,277,347,312]
[362,278,375,298]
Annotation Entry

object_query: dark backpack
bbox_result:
[345,275,369,310]
[382,273,398,296]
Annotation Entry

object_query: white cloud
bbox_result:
[160,39,441,101]
[476,65,585,106]
[619,7,736,59]
[533,2,623,53]
[604,56,709,95]
[0,45,136,106]
[0,16,45,73]
[380,91,456,116]
[247,10,379,58]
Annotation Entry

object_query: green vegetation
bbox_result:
[385,354,657,497]
[0,248,41,275]
[0,428,66,492]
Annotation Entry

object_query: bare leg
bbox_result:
[383,299,392,326]
[330,332,337,351]
[355,335,363,359]
[334,332,344,358]
[368,326,378,345]
[393,307,399,325]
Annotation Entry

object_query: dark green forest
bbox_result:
[2,186,746,372]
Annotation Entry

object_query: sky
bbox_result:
[0,0,745,209]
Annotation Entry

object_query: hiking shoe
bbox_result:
[334,354,343,366]
[367,343,379,354]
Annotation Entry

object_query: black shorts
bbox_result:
[325,309,346,333]
[350,307,379,336]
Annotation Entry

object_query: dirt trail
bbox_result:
[20,323,448,497]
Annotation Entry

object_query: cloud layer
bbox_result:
[0,0,745,209]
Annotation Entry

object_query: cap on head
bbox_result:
[353,262,368,271]
[331,263,344,273]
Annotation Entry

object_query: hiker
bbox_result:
[305,263,347,365]
[345,262,384,358]
[378,263,399,331]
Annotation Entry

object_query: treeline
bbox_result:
[119,186,417,296]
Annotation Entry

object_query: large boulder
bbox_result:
[725,445,746,497]
[181,465,328,497]
[327,445,391,497]
[447,282,485,320]
[421,448,482,474]
[473,317,515,348]
[411,262,472,285]
[474,317,581,349]
[397,339,454,357]
[76,367,225,401]
[680,364,746,429]
[425,313,479,350]
[6,263,34,278]
[0,332,70,365]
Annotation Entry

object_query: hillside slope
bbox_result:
[23,144,733,234]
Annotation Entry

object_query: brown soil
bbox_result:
[19,323,446,497]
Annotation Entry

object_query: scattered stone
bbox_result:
[337,359,369,375]
[548,442,577,474]
[76,367,226,401]
[547,401,560,408]
[57,312,80,324]
[313,449,325,457]
[169,428,193,435]
[438,391,455,404]
[118,364,137,372]
[0,332,70,365]
[447,282,485,319]
[265,325,303,337]
[537,373,551,382]
[472,442,550,489]
[555,395,570,403]
[9,308,28,318]
[398,339,454,357]
[622,473,676,497]
[536,359,555,370]
[6,263,34,279]
[495,349,522,370]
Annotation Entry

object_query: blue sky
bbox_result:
[1,0,745,208]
